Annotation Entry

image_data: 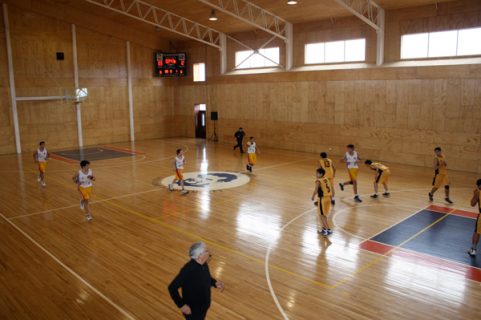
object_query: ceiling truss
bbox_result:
[197,0,290,41]
[85,0,223,49]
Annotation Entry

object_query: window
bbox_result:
[193,63,205,82]
[235,47,280,69]
[304,39,366,64]
[401,27,481,59]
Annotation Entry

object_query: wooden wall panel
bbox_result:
[0,5,15,154]
[131,44,175,140]
[173,71,481,173]
[8,5,78,152]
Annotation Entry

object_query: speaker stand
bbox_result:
[209,120,218,142]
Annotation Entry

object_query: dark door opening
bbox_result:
[194,104,207,139]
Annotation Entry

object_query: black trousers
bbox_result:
[233,139,244,153]
[184,311,207,320]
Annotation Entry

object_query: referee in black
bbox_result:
[233,127,245,153]
[168,242,225,319]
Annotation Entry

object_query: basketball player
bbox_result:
[467,179,481,257]
[365,160,391,198]
[311,168,333,236]
[73,160,95,221]
[246,137,259,173]
[33,141,49,187]
[169,149,188,195]
[339,144,362,202]
[428,147,453,204]
[319,152,336,205]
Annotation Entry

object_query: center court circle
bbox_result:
[161,171,250,191]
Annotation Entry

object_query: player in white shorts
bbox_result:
[33,141,49,187]
[339,144,362,202]
[73,160,95,221]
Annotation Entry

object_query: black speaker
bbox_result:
[56,52,64,61]
[211,111,218,121]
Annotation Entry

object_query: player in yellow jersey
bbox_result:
[428,147,453,204]
[311,168,333,236]
[468,179,481,256]
[33,141,49,187]
[319,152,336,205]
[72,160,95,221]
[365,160,391,199]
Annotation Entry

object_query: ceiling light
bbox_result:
[208,9,218,21]
[287,0,298,4]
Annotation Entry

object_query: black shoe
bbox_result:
[382,192,390,197]
[354,196,362,203]
[445,198,453,204]
[246,164,249,171]
[339,183,344,191]
[428,193,433,202]
[313,201,318,207]
[370,194,378,199]
[331,199,335,205]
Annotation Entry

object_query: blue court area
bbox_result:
[370,208,480,268]
[51,147,135,162]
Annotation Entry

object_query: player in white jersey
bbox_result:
[339,144,362,202]
[33,141,49,187]
[246,137,259,173]
[169,149,188,195]
[73,160,95,221]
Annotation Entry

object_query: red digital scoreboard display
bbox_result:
[154,52,186,77]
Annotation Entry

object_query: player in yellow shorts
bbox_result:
[33,141,49,187]
[428,147,453,204]
[319,152,336,205]
[340,144,362,203]
[246,137,259,173]
[73,160,95,221]
[169,149,188,195]
[365,160,391,199]
[468,179,481,256]
[311,168,333,236]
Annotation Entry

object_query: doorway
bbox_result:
[194,104,207,139]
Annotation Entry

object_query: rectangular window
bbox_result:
[304,39,366,65]
[235,47,280,69]
[401,27,481,59]
[193,63,206,82]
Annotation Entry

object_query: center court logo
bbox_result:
[161,171,250,191]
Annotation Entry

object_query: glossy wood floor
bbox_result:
[1,138,480,320]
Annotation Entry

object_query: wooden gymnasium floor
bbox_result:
[1,138,480,320]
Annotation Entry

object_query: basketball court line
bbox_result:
[264,188,456,319]
[0,212,136,320]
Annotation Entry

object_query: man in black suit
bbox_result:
[233,127,245,153]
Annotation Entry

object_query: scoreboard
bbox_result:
[154,52,186,77]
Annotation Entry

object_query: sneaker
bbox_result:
[37,176,41,182]
[85,213,93,222]
[354,196,363,203]
[80,200,84,210]
[331,199,336,205]
[445,198,453,204]
[382,192,390,197]
[327,229,333,235]
[370,194,378,199]
[317,229,328,236]
[246,164,250,171]
[468,248,476,256]
[181,190,189,195]
[168,184,173,191]
[339,183,344,191]
[313,201,318,207]
[248,165,253,172]
[41,181,46,187]
[428,193,433,202]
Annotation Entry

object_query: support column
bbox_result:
[285,23,293,70]
[3,3,21,153]
[376,8,385,66]
[219,33,227,74]
[72,24,83,147]
[126,41,135,141]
